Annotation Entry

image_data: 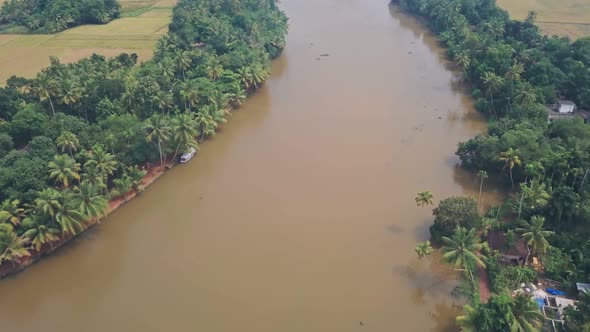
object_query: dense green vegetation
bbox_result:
[0,0,287,268]
[401,0,590,329]
[0,0,121,32]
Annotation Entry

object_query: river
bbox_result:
[0,1,498,331]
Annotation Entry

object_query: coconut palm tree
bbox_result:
[121,87,138,114]
[516,215,554,265]
[126,166,147,191]
[56,131,80,157]
[505,63,524,105]
[110,175,134,198]
[227,86,247,107]
[250,64,270,87]
[177,80,199,112]
[73,181,108,218]
[22,216,60,250]
[455,52,471,74]
[477,170,488,209]
[209,90,230,111]
[85,145,118,180]
[81,164,107,190]
[48,154,81,188]
[35,74,58,116]
[237,66,254,90]
[0,224,30,266]
[145,115,171,166]
[500,148,522,189]
[55,196,84,235]
[515,82,538,108]
[153,91,174,115]
[207,61,224,81]
[515,181,550,218]
[415,191,434,207]
[58,77,83,107]
[509,294,544,332]
[171,113,199,162]
[174,50,192,81]
[456,304,478,332]
[481,72,504,116]
[441,227,486,287]
[158,57,176,82]
[195,105,227,141]
[415,241,434,260]
[0,199,26,226]
[34,188,62,225]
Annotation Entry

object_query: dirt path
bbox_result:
[479,265,491,303]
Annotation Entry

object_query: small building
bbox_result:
[546,100,590,124]
[576,283,590,294]
[557,100,576,113]
[577,110,590,124]
[487,230,529,264]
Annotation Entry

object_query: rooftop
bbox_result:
[557,100,576,106]
[577,283,590,293]
[487,230,529,258]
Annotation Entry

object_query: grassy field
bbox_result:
[0,0,175,83]
[497,0,590,39]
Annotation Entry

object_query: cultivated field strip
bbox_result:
[0,1,174,83]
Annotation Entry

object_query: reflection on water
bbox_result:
[0,1,498,331]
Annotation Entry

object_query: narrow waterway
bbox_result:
[0,1,499,331]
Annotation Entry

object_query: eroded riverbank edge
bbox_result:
[0,163,168,278]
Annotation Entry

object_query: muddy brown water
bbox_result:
[0,1,501,331]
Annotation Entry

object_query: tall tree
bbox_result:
[55,193,84,235]
[0,224,30,267]
[153,91,174,115]
[509,294,544,331]
[500,148,522,189]
[85,145,118,180]
[22,216,60,250]
[505,62,524,106]
[441,227,485,287]
[456,304,478,332]
[207,60,224,81]
[48,154,81,188]
[0,199,26,226]
[174,50,192,81]
[455,52,471,74]
[177,80,199,112]
[481,72,504,117]
[171,113,199,162]
[516,215,554,265]
[514,82,538,108]
[145,115,171,166]
[35,74,58,116]
[73,181,108,218]
[415,191,434,207]
[34,188,62,225]
[477,170,488,210]
[56,131,80,157]
[415,241,434,260]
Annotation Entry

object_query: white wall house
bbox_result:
[558,100,576,114]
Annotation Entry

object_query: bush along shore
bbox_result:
[398,0,590,330]
[0,0,288,278]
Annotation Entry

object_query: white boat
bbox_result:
[179,148,196,163]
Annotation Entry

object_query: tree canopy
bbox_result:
[0,0,287,270]
[0,0,121,32]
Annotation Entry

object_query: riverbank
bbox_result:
[0,162,169,278]
[0,0,287,280]
[0,2,493,330]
